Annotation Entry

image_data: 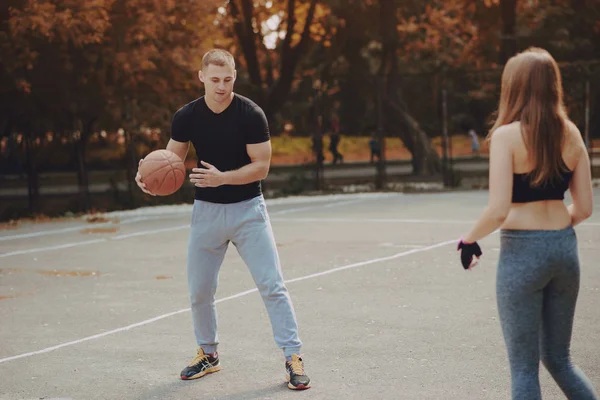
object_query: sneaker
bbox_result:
[180,348,221,380]
[285,354,311,390]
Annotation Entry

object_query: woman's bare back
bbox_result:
[501,120,585,230]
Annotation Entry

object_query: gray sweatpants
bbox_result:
[497,227,598,400]
[186,195,302,358]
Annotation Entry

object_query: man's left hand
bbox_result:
[190,161,226,188]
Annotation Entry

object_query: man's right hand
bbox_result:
[135,159,155,196]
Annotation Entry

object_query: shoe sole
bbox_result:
[286,376,311,390]
[180,365,221,380]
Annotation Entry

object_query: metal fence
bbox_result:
[1,62,599,220]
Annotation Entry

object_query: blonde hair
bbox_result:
[201,49,235,71]
[489,47,570,186]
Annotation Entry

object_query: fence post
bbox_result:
[312,79,324,191]
[585,79,590,149]
[375,74,387,190]
[441,78,450,186]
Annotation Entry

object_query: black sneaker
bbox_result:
[285,354,311,390]
[180,348,221,380]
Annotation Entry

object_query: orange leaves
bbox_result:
[397,1,483,68]
[9,0,113,46]
[483,0,500,7]
[15,79,32,94]
[2,0,224,135]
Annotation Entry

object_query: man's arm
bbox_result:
[189,141,271,187]
[136,103,191,195]
[166,139,190,162]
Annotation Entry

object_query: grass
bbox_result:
[266,134,488,165]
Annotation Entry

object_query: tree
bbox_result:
[500,0,517,63]
[1,0,222,212]
[224,0,324,121]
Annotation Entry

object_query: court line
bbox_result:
[0,215,181,242]
[0,239,107,258]
[271,217,600,227]
[0,237,456,364]
[270,198,367,215]
[0,194,395,242]
[272,217,473,224]
[0,198,378,259]
[0,227,192,259]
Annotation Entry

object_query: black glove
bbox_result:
[457,239,482,269]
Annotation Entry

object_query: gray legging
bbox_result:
[497,227,598,400]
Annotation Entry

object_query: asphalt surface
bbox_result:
[1,191,599,399]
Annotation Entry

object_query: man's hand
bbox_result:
[190,161,227,188]
[135,159,155,196]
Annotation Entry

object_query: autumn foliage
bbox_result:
[0,0,598,215]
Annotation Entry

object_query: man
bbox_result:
[468,128,480,155]
[329,107,343,164]
[135,49,310,391]
[369,134,381,164]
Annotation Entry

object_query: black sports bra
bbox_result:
[512,166,573,203]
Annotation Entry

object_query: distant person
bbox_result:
[369,134,381,164]
[329,111,343,164]
[457,48,598,400]
[468,128,480,155]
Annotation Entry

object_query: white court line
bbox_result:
[0,215,181,242]
[0,227,191,258]
[0,193,396,242]
[272,217,473,224]
[111,225,190,240]
[272,217,600,227]
[0,237,456,365]
[0,239,107,258]
[270,198,367,215]
[0,198,377,259]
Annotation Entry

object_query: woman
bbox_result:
[457,47,598,400]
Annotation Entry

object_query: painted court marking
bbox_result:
[0,237,456,365]
[0,199,374,259]
[272,217,474,224]
[267,198,368,216]
[272,217,600,227]
[0,193,396,242]
[0,215,174,242]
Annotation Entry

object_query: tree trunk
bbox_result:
[377,0,441,177]
[385,99,442,176]
[500,0,517,64]
[24,131,39,214]
[75,119,94,211]
[124,128,137,206]
[229,0,318,121]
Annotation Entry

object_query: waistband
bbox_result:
[500,225,574,239]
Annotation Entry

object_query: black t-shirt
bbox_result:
[170,94,270,203]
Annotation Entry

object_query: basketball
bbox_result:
[139,150,186,196]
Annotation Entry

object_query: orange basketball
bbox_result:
[139,150,186,196]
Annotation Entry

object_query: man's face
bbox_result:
[199,64,236,104]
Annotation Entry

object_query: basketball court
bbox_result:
[1,190,599,400]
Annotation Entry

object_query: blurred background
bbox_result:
[0,0,598,222]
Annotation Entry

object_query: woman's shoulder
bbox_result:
[489,121,522,148]
[492,121,521,136]
[563,119,586,162]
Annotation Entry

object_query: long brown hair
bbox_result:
[489,47,569,186]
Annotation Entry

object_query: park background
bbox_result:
[1,0,599,222]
